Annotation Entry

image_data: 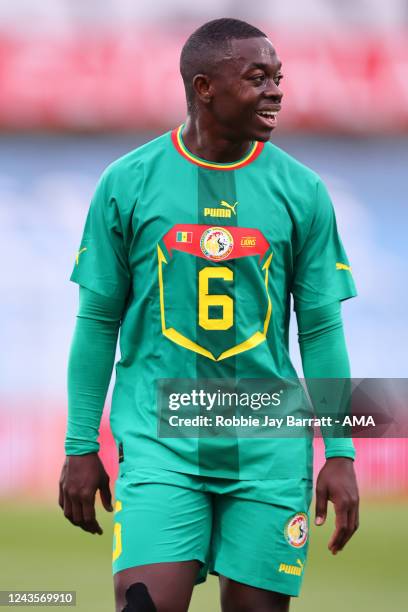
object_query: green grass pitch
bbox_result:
[0,500,406,611]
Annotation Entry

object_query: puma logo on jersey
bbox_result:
[278,559,304,577]
[204,200,239,218]
[75,247,87,265]
[220,200,238,214]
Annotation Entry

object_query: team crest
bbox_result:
[284,513,308,548]
[200,227,234,261]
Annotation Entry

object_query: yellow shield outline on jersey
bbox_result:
[157,245,273,361]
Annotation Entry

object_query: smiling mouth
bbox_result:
[256,110,278,127]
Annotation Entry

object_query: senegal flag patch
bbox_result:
[176,231,193,243]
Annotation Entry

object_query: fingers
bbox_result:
[315,482,328,526]
[328,503,348,554]
[58,481,64,509]
[328,496,359,554]
[82,490,103,535]
[60,487,103,534]
[315,457,360,555]
[99,477,113,513]
[58,456,110,534]
[346,499,359,538]
[71,498,85,526]
[62,496,73,526]
[58,462,67,509]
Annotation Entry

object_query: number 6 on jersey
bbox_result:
[198,266,233,330]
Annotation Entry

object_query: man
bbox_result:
[59,18,359,612]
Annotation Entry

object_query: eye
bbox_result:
[274,74,284,85]
[250,74,266,84]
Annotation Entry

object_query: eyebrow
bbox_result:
[245,61,282,72]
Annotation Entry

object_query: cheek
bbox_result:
[211,99,236,122]
[213,91,255,122]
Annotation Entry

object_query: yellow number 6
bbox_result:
[198,267,233,330]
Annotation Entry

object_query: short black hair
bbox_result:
[180,18,267,111]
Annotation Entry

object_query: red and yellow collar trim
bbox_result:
[171,125,264,171]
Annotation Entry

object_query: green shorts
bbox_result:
[112,467,312,597]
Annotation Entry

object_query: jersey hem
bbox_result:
[118,463,314,482]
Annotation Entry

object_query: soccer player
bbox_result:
[59,18,359,612]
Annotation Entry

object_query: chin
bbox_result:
[252,128,275,142]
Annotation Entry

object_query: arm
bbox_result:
[297,301,359,554]
[59,286,126,534]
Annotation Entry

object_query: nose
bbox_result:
[263,80,283,102]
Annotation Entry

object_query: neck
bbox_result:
[182,114,253,163]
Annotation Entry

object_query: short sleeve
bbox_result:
[292,179,357,311]
[70,173,131,299]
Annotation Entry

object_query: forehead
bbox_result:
[220,37,281,72]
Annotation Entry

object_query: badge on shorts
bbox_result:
[284,512,308,548]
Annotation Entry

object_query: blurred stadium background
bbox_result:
[1,1,407,610]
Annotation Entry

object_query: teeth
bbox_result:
[257,111,277,118]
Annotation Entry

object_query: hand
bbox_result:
[58,453,113,535]
[314,457,359,554]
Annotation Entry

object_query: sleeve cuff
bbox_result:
[324,446,356,461]
[64,437,100,456]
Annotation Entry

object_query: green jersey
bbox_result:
[71,126,356,479]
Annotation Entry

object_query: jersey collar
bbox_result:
[171,125,264,171]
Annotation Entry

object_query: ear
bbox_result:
[192,74,213,105]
